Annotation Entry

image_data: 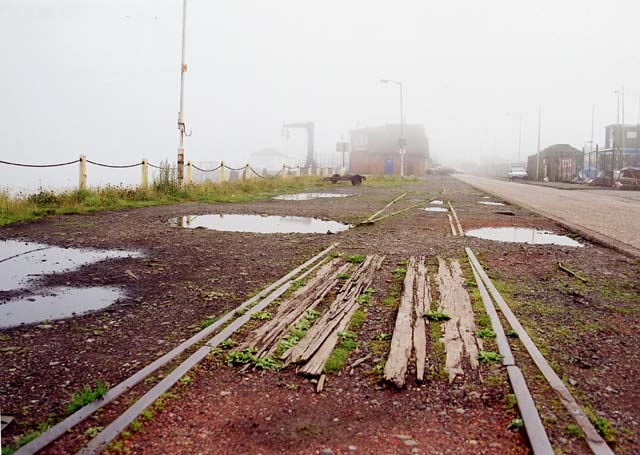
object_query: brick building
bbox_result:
[527,144,583,182]
[349,124,430,176]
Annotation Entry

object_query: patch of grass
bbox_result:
[422,311,451,322]
[504,394,517,410]
[0,176,326,226]
[478,351,502,363]
[289,279,306,292]
[585,408,617,443]
[476,314,491,328]
[277,309,320,354]
[565,423,582,438]
[140,409,154,421]
[506,329,519,338]
[349,308,366,330]
[129,419,142,433]
[375,333,392,341]
[429,319,447,380]
[225,348,281,371]
[324,331,359,374]
[356,287,376,305]
[4,428,46,454]
[66,381,108,415]
[346,255,366,264]
[476,328,496,339]
[337,272,350,280]
[392,267,407,279]
[250,310,271,320]
[254,356,281,371]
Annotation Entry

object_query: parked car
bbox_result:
[616,167,640,189]
[508,165,528,180]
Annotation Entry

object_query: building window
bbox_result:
[626,131,637,139]
[354,133,368,146]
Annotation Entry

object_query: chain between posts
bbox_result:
[249,166,266,178]
[86,160,142,169]
[0,159,80,168]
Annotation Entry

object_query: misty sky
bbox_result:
[1,0,640,190]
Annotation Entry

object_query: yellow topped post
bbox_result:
[282,164,287,178]
[141,159,149,190]
[219,160,225,183]
[243,163,250,180]
[79,154,87,190]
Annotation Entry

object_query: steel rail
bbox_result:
[466,248,614,455]
[15,243,336,454]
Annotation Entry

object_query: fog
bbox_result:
[1,0,639,190]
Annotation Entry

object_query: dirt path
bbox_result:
[1,176,638,454]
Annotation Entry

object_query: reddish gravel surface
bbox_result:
[1,176,638,454]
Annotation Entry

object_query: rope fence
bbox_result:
[0,159,80,168]
[86,159,142,169]
[0,155,339,191]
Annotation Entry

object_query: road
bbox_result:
[456,174,640,256]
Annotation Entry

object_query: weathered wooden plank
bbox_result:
[384,257,416,388]
[413,258,427,382]
[437,257,480,383]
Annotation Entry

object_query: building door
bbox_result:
[384,159,393,175]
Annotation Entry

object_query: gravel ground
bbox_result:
[1,176,638,454]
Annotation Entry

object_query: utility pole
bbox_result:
[536,108,541,181]
[518,114,523,163]
[177,0,189,186]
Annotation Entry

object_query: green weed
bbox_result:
[476,328,496,339]
[84,426,104,438]
[422,311,451,322]
[478,351,502,363]
[356,288,376,305]
[508,418,524,430]
[66,381,108,415]
[566,424,582,438]
[346,255,366,264]
[250,310,271,321]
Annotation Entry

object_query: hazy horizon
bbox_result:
[2,0,640,190]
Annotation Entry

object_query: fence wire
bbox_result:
[192,164,222,172]
[249,166,266,179]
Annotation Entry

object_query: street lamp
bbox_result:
[381,79,405,177]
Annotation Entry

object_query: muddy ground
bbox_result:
[1,176,639,454]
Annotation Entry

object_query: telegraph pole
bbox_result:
[177,0,189,186]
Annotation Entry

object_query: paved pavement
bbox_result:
[455,174,640,256]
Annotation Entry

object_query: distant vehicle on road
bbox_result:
[508,165,528,180]
[616,167,640,189]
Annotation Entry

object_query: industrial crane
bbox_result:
[282,121,315,168]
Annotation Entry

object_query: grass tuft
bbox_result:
[65,381,108,415]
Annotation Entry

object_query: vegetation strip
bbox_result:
[466,248,552,455]
[466,248,615,455]
[15,244,336,455]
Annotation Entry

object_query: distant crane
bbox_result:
[283,122,315,168]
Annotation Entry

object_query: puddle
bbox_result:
[172,214,351,234]
[430,200,444,205]
[273,193,351,201]
[423,207,448,212]
[0,287,124,328]
[478,201,506,206]
[0,240,142,292]
[466,227,583,247]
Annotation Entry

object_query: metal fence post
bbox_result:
[79,154,87,190]
[220,161,225,183]
[141,159,148,190]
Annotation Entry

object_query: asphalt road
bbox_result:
[456,174,640,255]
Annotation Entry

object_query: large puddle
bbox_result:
[466,227,583,247]
[0,240,142,292]
[0,287,124,328]
[423,207,448,212]
[173,214,351,234]
[430,200,444,205]
[273,193,351,201]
